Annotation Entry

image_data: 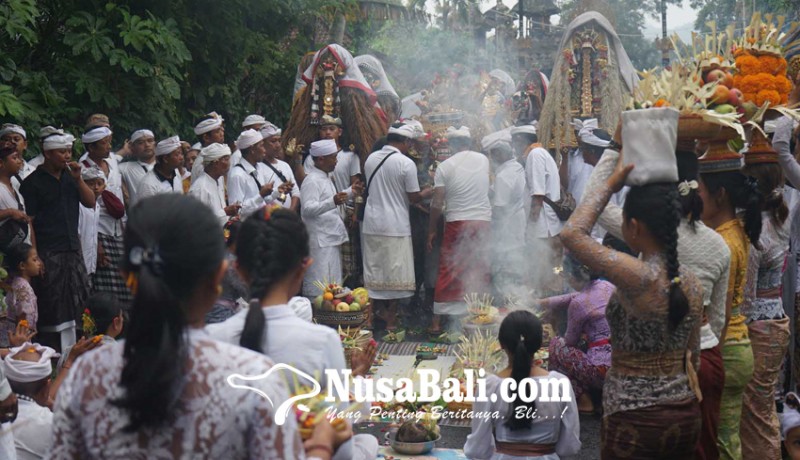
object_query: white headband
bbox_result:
[81,166,106,181]
[236,129,263,151]
[43,133,75,151]
[130,129,154,143]
[260,122,282,139]
[0,124,26,140]
[39,126,63,139]
[2,342,60,383]
[242,114,266,128]
[194,112,224,135]
[446,126,471,139]
[402,119,426,139]
[510,123,537,136]
[310,139,339,157]
[81,126,113,144]
[200,143,231,165]
[156,135,182,157]
[574,118,609,148]
[388,124,416,139]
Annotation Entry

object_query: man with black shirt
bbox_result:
[20,132,95,352]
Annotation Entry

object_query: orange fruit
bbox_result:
[323,292,334,301]
[711,85,730,104]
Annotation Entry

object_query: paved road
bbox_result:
[355,413,602,459]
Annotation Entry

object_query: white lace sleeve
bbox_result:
[47,333,304,460]
[582,149,624,239]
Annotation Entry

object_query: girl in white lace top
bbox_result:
[47,195,335,460]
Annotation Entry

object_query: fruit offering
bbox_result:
[732,14,792,107]
[292,383,350,439]
[312,279,369,312]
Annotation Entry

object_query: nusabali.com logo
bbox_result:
[228,364,572,426]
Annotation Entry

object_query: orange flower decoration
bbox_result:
[755,89,781,106]
[759,55,788,75]
[735,54,761,76]
[18,319,28,329]
[775,75,793,95]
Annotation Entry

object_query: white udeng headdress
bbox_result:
[2,342,60,383]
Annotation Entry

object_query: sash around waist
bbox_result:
[495,440,557,456]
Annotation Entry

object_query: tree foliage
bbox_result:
[690,0,800,31]
[0,0,351,153]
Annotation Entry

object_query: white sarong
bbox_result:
[303,245,342,297]
[362,234,415,300]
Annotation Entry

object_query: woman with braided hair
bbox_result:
[582,145,733,459]
[207,206,379,460]
[697,169,763,460]
[737,149,795,458]
[47,194,321,459]
[561,148,704,458]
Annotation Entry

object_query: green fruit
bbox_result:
[714,104,735,114]
[742,101,758,119]
[312,295,324,310]
[349,302,361,312]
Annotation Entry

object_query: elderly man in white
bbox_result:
[511,122,563,290]
[137,136,185,201]
[189,143,240,224]
[227,129,286,217]
[119,129,156,204]
[301,139,361,297]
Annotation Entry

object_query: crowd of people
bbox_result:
[0,37,797,460]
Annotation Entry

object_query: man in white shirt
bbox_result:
[362,124,432,332]
[302,115,362,286]
[137,136,185,202]
[80,126,130,305]
[301,139,361,297]
[192,112,226,182]
[229,114,267,169]
[261,124,300,212]
[227,129,284,217]
[190,143,240,225]
[119,129,156,205]
[512,123,562,290]
[427,127,492,329]
[485,138,527,296]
